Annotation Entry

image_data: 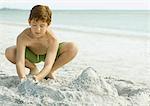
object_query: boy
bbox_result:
[5,5,78,82]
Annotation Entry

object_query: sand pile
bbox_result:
[0,67,149,106]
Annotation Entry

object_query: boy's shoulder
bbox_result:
[17,28,30,39]
[46,29,59,41]
[17,28,31,43]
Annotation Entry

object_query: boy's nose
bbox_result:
[36,27,41,32]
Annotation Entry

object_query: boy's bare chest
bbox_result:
[28,40,49,55]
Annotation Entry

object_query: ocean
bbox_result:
[0,9,150,37]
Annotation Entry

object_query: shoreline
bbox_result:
[0,22,150,39]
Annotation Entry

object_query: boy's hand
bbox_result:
[20,76,39,84]
[29,67,40,75]
[20,77,27,83]
[33,75,39,84]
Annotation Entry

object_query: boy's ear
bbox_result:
[48,22,51,26]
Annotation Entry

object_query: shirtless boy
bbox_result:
[5,5,78,82]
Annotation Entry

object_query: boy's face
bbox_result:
[29,19,48,38]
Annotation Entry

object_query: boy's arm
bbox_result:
[35,39,59,81]
[16,35,26,80]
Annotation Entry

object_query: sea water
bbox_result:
[0,9,149,37]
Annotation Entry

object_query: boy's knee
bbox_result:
[67,42,78,56]
[5,47,15,60]
[5,48,10,59]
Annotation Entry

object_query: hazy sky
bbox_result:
[0,0,149,10]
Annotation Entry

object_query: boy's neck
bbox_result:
[29,28,47,40]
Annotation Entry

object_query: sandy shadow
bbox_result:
[0,76,20,88]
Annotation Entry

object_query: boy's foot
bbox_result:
[44,73,54,80]
[29,67,39,75]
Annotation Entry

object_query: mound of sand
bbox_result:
[0,67,149,105]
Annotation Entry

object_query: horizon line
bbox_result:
[0,7,150,11]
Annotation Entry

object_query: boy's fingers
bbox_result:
[33,75,39,84]
[20,78,27,83]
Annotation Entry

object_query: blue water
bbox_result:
[0,9,150,36]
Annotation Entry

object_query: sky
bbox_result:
[0,0,149,10]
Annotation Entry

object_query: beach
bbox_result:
[0,9,150,105]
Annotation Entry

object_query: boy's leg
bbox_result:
[5,46,38,74]
[46,42,78,79]
[25,59,39,75]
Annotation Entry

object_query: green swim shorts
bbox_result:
[25,42,64,63]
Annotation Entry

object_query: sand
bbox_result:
[0,24,150,105]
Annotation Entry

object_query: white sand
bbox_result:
[0,24,150,105]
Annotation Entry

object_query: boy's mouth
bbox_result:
[35,32,40,35]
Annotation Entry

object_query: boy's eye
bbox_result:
[40,25,45,28]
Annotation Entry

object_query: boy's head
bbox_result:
[28,5,52,25]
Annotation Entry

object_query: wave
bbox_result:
[0,21,28,27]
[0,8,29,11]
[52,24,150,38]
[0,21,149,38]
